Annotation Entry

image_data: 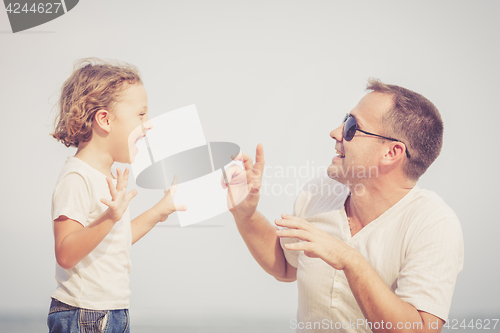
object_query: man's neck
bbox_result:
[347,181,415,228]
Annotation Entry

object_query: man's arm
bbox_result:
[224,144,296,282]
[276,215,444,333]
[345,252,443,333]
[232,210,297,282]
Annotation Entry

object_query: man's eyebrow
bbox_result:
[350,113,365,128]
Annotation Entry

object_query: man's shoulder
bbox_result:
[401,187,461,232]
[410,187,458,218]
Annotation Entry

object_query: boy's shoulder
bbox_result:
[55,157,107,187]
[57,157,88,180]
[52,157,110,219]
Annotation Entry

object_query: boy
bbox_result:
[48,58,185,332]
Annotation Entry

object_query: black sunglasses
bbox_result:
[342,114,411,158]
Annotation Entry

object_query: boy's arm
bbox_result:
[55,214,118,269]
[54,168,136,269]
[131,177,187,244]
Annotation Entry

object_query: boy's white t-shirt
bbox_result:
[51,157,132,310]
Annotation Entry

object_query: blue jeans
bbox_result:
[47,298,130,333]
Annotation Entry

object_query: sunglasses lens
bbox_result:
[344,116,357,141]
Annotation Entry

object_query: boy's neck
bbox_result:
[75,141,115,178]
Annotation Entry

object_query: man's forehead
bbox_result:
[350,92,394,127]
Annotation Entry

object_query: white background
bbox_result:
[0,0,499,329]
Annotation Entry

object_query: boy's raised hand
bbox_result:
[101,168,137,222]
[152,174,188,222]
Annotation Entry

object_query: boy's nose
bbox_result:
[142,120,153,134]
[144,120,153,130]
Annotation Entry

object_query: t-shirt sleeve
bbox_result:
[395,215,464,322]
[52,172,91,227]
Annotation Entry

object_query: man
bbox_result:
[223,79,463,333]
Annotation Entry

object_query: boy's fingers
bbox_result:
[100,198,112,207]
[116,168,131,191]
[106,177,117,195]
[171,174,179,186]
[125,189,137,202]
[114,169,123,190]
[164,175,179,198]
[175,204,188,211]
[169,185,178,198]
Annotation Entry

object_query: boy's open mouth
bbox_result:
[134,135,145,145]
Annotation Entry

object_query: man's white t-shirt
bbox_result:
[281,175,464,333]
[51,157,132,310]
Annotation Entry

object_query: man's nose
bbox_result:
[330,123,344,142]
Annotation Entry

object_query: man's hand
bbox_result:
[101,168,137,222]
[222,144,265,219]
[275,214,359,271]
[151,175,187,222]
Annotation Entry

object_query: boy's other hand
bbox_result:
[152,174,187,222]
[101,168,137,222]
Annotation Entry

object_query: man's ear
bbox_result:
[381,142,406,166]
[94,110,111,133]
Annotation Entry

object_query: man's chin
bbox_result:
[327,164,341,180]
[327,164,349,184]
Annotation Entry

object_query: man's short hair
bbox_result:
[367,79,443,180]
[52,58,142,148]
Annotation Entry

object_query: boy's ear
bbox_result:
[94,110,111,133]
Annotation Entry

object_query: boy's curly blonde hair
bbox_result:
[52,58,142,147]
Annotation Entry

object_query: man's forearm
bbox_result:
[345,253,442,333]
[232,210,292,280]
